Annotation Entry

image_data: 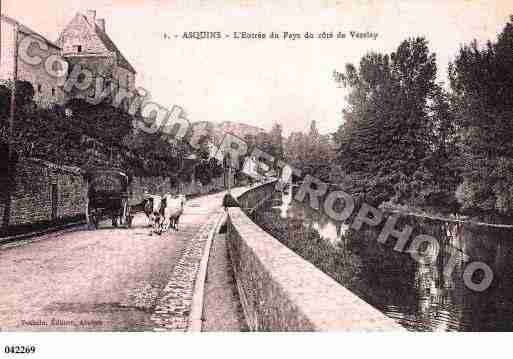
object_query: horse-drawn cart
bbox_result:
[84,167,134,229]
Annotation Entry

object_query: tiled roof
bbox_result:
[78,13,135,74]
[1,15,61,49]
[92,23,136,74]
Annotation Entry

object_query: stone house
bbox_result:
[0,15,66,108]
[56,10,136,102]
[0,10,136,109]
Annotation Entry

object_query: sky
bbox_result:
[2,0,513,135]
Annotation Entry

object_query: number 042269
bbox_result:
[4,346,36,354]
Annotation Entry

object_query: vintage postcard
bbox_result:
[1,0,513,357]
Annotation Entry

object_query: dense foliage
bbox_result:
[449,16,513,216]
[0,86,223,185]
[325,18,513,220]
[333,38,445,206]
[278,22,513,221]
[285,120,335,182]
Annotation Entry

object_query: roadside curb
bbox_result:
[0,220,87,246]
[188,211,227,332]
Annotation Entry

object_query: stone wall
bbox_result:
[114,65,135,92]
[17,32,66,108]
[226,182,405,331]
[57,11,136,100]
[0,157,228,230]
[0,158,86,227]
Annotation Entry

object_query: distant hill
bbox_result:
[192,121,266,146]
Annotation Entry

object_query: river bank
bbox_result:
[380,203,513,229]
[291,182,513,229]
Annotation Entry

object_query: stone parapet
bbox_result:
[226,182,404,331]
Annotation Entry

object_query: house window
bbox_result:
[73,45,82,53]
[51,88,55,96]
[37,84,42,93]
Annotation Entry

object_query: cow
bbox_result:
[174,194,187,229]
[160,194,186,232]
[143,194,163,234]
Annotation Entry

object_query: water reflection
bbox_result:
[256,189,513,331]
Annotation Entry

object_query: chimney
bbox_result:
[96,18,105,32]
[86,10,96,25]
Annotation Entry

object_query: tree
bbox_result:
[421,84,461,210]
[66,99,132,147]
[0,85,10,119]
[285,131,309,174]
[269,122,284,163]
[0,81,35,121]
[334,37,438,205]
[449,16,513,217]
[283,121,335,182]
[16,81,36,112]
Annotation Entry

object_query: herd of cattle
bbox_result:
[142,193,187,235]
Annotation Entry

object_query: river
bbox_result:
[251,188,513,331]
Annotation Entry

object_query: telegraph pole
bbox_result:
[223,150,231,194]
[1,2,19,229]
[0,0,2,76]
[228,161,232,194]
[1,5,20,169]
[9,19,18,169]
